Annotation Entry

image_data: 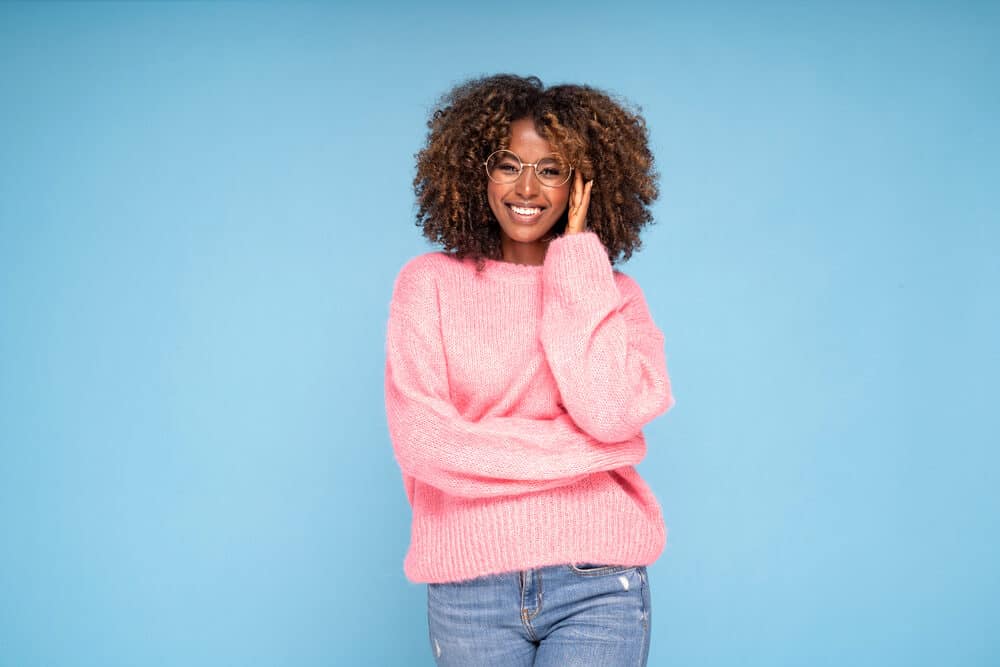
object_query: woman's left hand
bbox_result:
[566,170,594,235]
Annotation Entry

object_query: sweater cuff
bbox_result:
[542,231,618,304]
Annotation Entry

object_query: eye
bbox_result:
[536,157,569,183]
[486,151,523,181]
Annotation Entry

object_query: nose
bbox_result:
[514,166,540,197]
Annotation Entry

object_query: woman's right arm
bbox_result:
[384,257,646,499]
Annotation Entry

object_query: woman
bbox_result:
[385,74,675,666]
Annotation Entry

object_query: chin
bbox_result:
[503,226,554,244]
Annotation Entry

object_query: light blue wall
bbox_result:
[1,2,997,665]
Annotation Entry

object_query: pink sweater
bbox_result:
[384,231,675,583]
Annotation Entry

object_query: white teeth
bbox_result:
[510,205,541,215]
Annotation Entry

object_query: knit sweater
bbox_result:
[384,231,675,584]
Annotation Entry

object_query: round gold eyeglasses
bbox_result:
[483,150,573,188]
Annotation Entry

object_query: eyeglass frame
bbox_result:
[482,149,574,188]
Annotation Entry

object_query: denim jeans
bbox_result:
[427,563,651,666]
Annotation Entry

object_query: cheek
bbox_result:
[551,188,571,217]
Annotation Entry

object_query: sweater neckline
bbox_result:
[480,257,543,281]
[455,255,543,282]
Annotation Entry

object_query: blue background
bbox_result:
[1,2,997,665]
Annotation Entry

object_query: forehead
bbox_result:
[506,118,557,159]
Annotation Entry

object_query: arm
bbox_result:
[384,256,646,499]
[540,232,675,443]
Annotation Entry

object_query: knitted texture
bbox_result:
[385,231,675,583]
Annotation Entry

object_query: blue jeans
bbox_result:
[427,563,651,666]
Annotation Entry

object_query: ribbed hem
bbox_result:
[402,467,667,584]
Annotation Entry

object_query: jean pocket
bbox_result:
[566,562,635,576]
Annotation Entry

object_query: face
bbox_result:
[487,118,571,261]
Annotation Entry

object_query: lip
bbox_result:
[505,202,546,224]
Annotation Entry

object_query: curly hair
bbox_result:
[414,74,659,268]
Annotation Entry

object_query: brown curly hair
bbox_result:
[414,74,659,268]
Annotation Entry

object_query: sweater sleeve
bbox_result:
[384,256,647,499]
[540,232,675,444]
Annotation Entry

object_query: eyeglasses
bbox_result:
[483,150,573,188]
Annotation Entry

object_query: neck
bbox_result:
[501,238,550,266]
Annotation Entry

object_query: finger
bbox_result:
[575,180,593,221]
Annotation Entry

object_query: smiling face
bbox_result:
[487,118,571,265]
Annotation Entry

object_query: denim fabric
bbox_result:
[427,563,651,666]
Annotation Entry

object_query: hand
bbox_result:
[566,170,594,235]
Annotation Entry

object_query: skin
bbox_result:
[487,118,595,265]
